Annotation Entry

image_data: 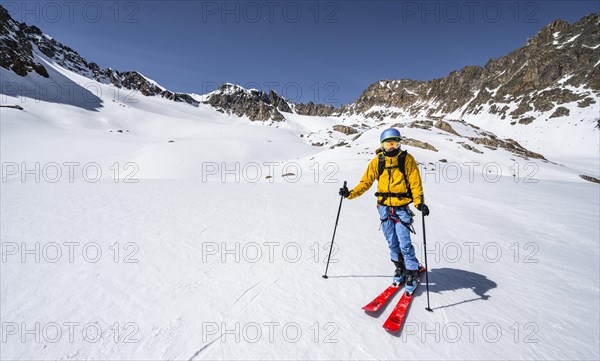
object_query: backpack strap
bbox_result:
[398,150,407,180]
[377,152,385,178]
[397,151,412,199]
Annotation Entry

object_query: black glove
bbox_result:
[338,186,350,198]
[416,203,430,216]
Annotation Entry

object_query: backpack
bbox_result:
[375,150,413,204]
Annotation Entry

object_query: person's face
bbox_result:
[382,138,400,152]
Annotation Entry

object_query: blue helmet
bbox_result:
[380,128,401,143]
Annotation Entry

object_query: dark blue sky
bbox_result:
[4,1,599,105]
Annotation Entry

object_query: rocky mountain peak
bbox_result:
[340,13,599,124]
[204,83,292,121]
[0,5,198,106]
[537,18,571,39]
[293,101,335,117]
[0,5,48,77]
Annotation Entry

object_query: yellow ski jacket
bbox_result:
[347,148,424,207]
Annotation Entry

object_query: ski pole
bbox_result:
[421,196,433,312]
[323,181,346,279]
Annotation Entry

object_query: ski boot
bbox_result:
[391,259,406,286]
[404,265,425,296]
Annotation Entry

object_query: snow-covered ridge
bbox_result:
[336,13,599,159]
[2,10,599,360]
[0,5,199,106]
[1,6,598,168]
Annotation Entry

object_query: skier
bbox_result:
[339,128,430,294]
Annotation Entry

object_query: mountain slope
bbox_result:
[1,10,599,361]
[2,76,599,359]
[336,14,600,159]
[339,14,599,121]
[0,6,198,107]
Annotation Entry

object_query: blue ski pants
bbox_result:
[377,205,420,270]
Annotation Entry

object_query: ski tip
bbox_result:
[363,301,381,312]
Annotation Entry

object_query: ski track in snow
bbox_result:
[188,278,280,359]
[187,337,220,361]
[233,282,262,305]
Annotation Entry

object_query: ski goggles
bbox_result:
[382,138,400,150]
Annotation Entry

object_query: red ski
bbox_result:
[382,268,425,333]
[362,283,403,312]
